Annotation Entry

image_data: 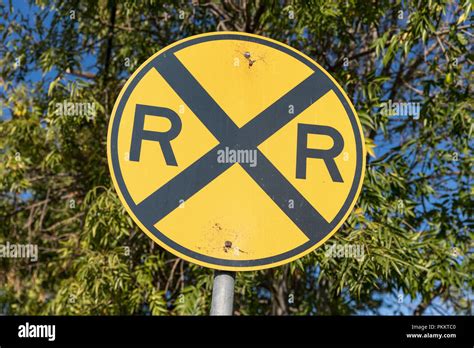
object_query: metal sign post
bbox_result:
[210,271,235,315]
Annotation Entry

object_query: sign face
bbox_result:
[108,32,365,271]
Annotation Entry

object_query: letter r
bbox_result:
[296,123,344,182]
[129,104,182,166]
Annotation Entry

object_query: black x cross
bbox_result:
[133,54,333,241]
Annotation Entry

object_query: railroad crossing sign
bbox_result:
[107,32,365,271]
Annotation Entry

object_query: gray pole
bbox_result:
[210,270,235,315]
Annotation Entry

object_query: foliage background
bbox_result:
[0,0,472,315]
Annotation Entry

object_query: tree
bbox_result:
[0,0,472,315]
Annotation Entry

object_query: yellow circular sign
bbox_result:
[107,32,365,271]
